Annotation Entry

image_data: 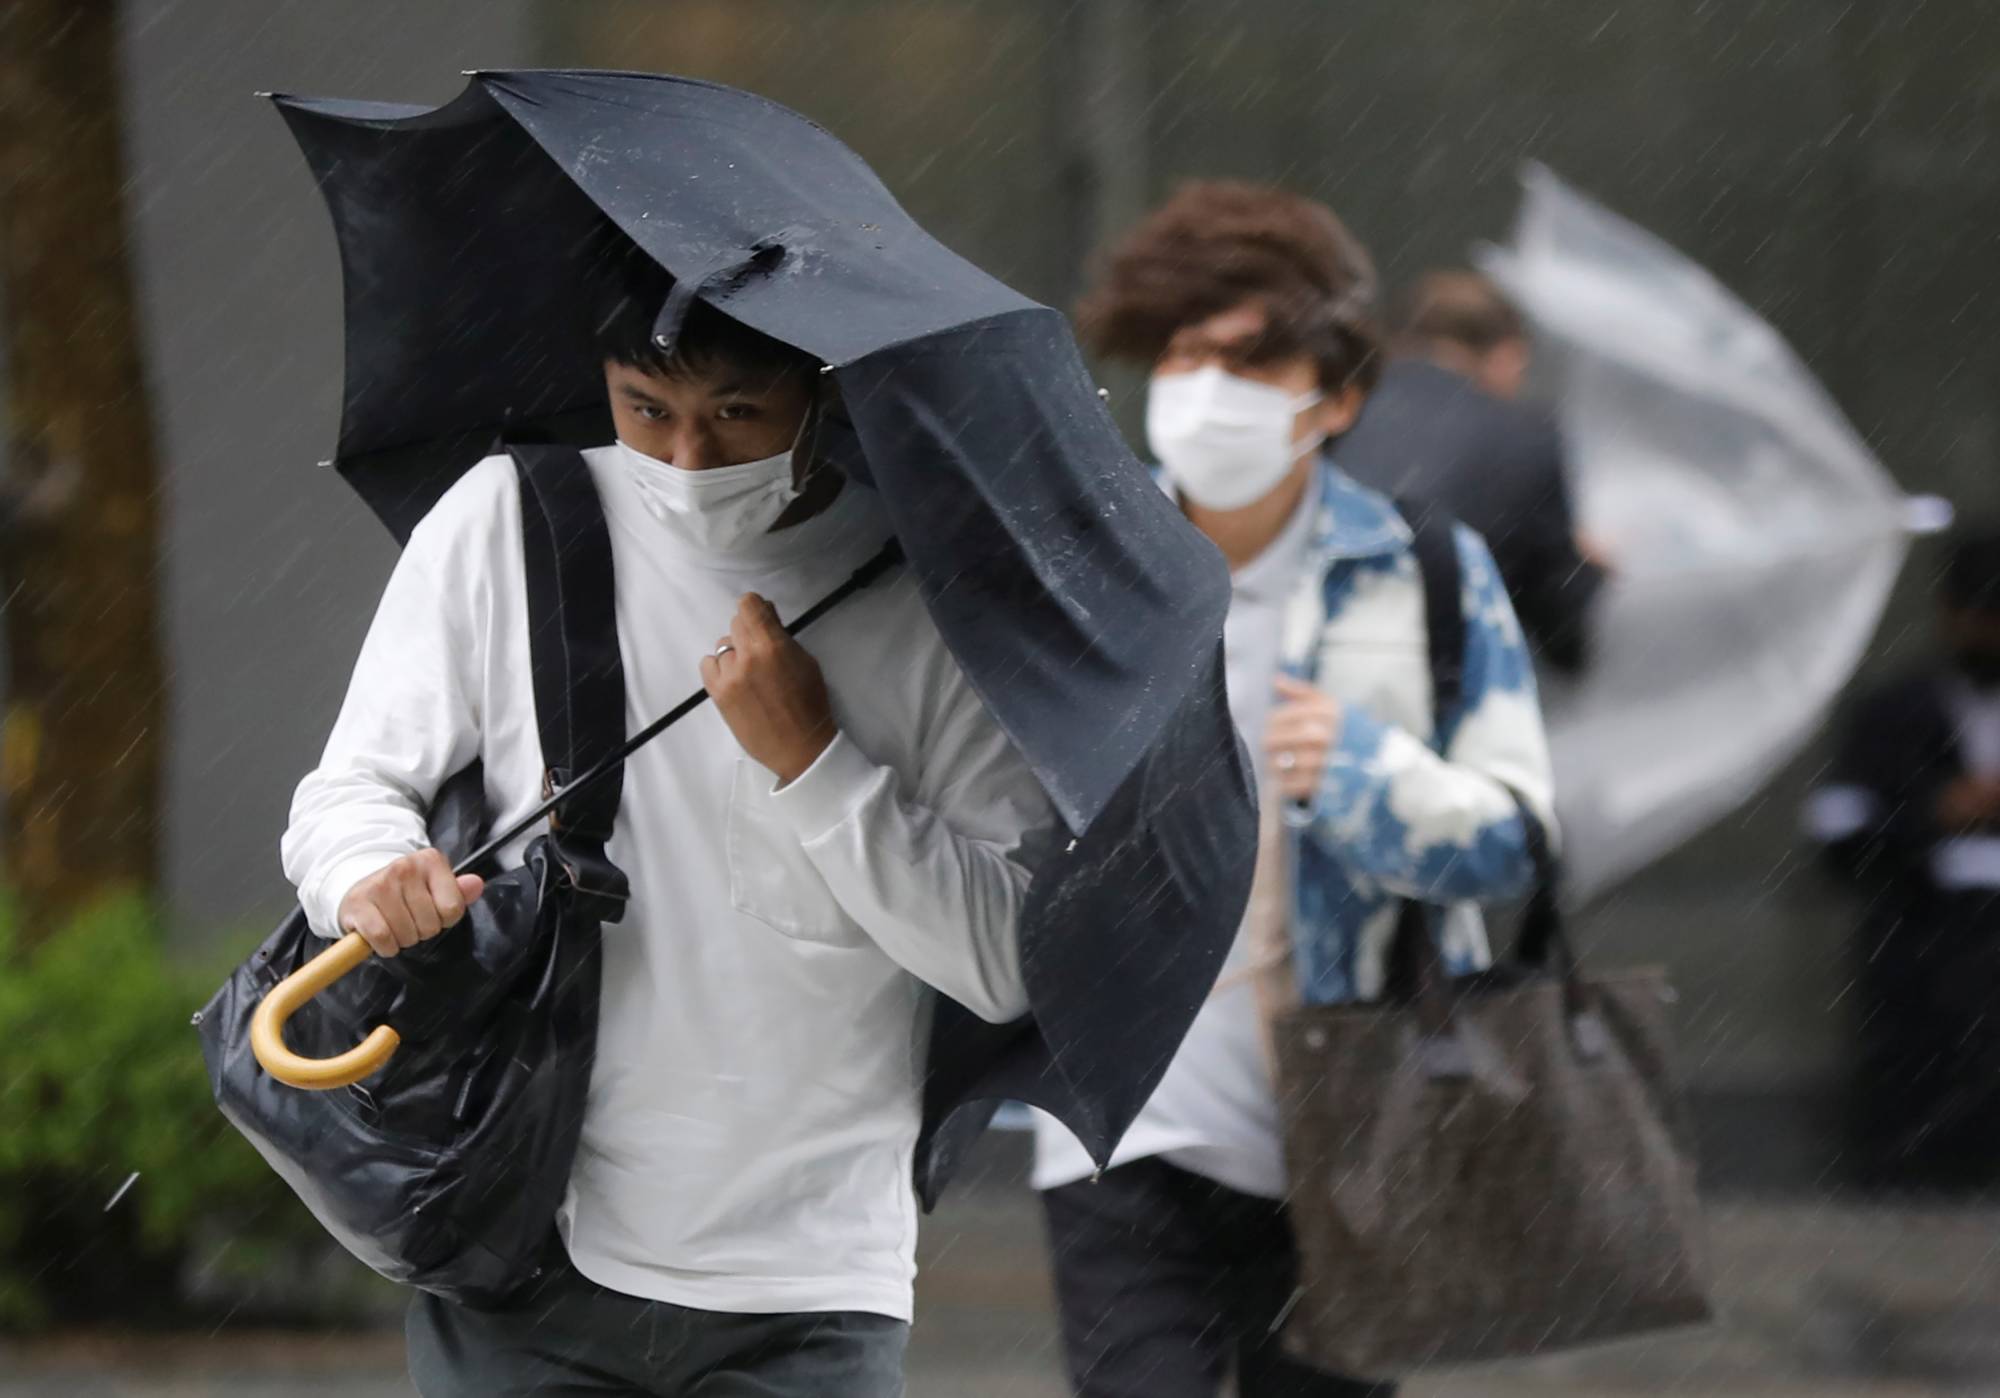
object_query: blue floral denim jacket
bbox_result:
[1280,462,1557,1004]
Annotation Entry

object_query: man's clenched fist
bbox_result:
[337,848,486,958]
[701,592,837,787]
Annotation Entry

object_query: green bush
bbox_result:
[0,894,313,1329]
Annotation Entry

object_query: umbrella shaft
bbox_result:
[455,539,904,877]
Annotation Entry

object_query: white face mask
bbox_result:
[1145,366,1324,511]
[617,436,803,553]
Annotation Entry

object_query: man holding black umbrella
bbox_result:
[226,70,1254,1396]
[284,235,1054,1393]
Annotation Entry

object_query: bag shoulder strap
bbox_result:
[1510,790,1565,970]
[1395,497,1465,739]
[508,441,630,919]
[1383,499,1570,992]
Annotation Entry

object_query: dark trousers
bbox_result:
[406,1240,908,1397]
[1849,896,2000,1192]
[1040,1159,1395,1398]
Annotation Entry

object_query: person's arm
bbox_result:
[1304,526,1556,902]
[281,514,485,945]
[705,596,1052,1024]
[771,719,1047,1024]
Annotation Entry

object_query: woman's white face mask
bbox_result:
[1145,366,1324,511]
[617,433,803,553]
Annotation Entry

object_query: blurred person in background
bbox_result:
[1030,183,1556,1398]
[1808,528,2000,1194]
[1338,269,1604,675]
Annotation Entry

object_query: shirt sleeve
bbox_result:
[768,641,1054,1024]
[1306,525,1557,902]
[281,528,483,938]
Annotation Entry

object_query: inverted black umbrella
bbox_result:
[267,70,1253,1200]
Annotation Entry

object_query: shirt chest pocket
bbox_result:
[726,759,869,948]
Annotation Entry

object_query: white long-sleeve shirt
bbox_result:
[283,448,1052,1321]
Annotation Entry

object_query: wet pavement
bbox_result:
[3,1179,1997,1396]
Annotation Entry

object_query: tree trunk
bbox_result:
[0,0,166,939]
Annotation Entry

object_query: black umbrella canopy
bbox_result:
[280,69,1210,835]
[275,70,1253,1187]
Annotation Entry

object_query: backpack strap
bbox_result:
[1383,499,1467,1004]
[509,441,631,924]
[1385,496,1574,994]
[1396,497,1465,738]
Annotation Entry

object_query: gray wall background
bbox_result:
[122,0,541,943]
[71,2,2000,1116]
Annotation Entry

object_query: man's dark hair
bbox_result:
[1076,180,1381,394]
[583,224,816,383]
[1392,270,1525,356]
[1942,529,2000,612]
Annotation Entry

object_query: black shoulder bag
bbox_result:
[196,442,631,1303]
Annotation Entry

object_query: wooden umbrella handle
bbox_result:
[250,931,403,1090]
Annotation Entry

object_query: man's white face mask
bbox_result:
[1145,365,1324,512]
[617,432,803,553]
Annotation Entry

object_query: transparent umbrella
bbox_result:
[1480,164,1949,901]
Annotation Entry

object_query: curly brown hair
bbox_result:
[1076,180,1382,394]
